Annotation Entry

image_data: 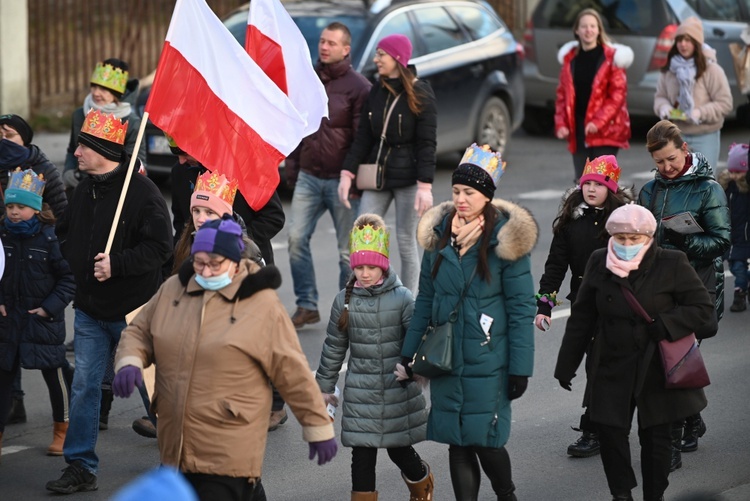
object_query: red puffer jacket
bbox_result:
[554,41,632,153]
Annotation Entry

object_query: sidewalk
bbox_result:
[713,483,750,500]
[33,132,69,167]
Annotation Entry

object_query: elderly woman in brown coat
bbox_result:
[555,204,713,501]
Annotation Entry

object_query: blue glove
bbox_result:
[308,437,338,465]
[113,365,143,398]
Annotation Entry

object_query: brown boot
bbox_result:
[402,461,434,501]
[351,491,378,501]
[47,422,69,456]
[268,408,288,431]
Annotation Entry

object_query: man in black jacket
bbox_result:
[46,109,173,494]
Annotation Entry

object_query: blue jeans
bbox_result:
[288,171,358,310]
[730,259,750,291]
[683,130,721,177]
[64,310,126,474]
[359,184,420,293]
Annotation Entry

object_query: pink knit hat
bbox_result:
[605,203,657,237]
[377,34,412,67]
[727,143,749,173]
[676,17,704,45]
[349,214,390,271]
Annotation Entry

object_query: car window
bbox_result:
[412,6,470,54]
[364,12,422,65]
[685,0,744,20]
[449,4,504,40]
[538,0,667,34]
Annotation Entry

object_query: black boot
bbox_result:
[680,413,707,452]
[99,388,114,431]
[730,289,747,312]
[670,423,682,472]
[612,494,633,501]
[567,430,600,457]
[7,396,27,424]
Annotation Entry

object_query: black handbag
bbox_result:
[356,93,401,191]
[412,268,477,378]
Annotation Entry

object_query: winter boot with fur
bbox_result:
[402,461,434,501]
[47,422,69,456]
[730,289,747,312]
[350,491,378,501]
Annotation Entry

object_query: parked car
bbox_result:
[137,0,525,182]
[521,0,749,135]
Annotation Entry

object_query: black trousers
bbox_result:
[448,445,516,501]
[184,473,266,501]
[598,417,671,499]
[351,446,425,492]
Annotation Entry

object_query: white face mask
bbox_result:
[195,271,232,290]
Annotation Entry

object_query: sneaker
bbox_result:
[268,408,288,431]
[46,461,98,494]
[132,416,157,438]
[291,307,320,329]
[567,431,600,458]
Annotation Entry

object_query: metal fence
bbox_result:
[28,0,243,114]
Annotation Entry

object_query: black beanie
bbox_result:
[78,133,124,162]
[452,163,496,199]
[0,114,34,146]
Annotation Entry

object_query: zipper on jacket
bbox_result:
[368,111,373,135]
[398,114,402,136]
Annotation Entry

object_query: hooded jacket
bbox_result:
[316,270,427,448]
[115,260,334,478]
[718,169,750,261]
[401,199,537,448]
[555,41,633,153]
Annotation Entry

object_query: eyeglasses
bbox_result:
[193,257,227,273]
[374,50,389,60]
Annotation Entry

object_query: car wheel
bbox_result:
[522,105,554,136]
[476,97,510,155]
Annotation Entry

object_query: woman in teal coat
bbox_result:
[399,144,537,501]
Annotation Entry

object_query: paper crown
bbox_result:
[580,155,621,193]
[80,109,128,145]
[194,170,239,207]
[349,223,390,258]
[5,168,46,211]
[459,143,506,186]
[90,62,128,94]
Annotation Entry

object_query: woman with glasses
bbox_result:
[338,34,438,293]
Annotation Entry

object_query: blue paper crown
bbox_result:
[459,143,506,185]
[8,168,46,197]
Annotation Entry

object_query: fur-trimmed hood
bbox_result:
[416,199,538,261]
[718,169,749,193]
[557,41,634,69]
[178,258,282,300]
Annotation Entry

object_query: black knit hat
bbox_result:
[0,114,34,146]
[452,164,496,199]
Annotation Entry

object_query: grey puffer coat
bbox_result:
[316,271,427,448]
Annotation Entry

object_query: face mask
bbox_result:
[613,241,644,261]
[0,138,31,168]
[195,271,233,290]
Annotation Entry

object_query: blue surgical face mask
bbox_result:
[195,271,233,290]
[613,241,645,261]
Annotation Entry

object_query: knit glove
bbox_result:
[309,437,338,465]
[508,375,529,400]
[337,172,353,209]
[113,365,143,398]
[414,181,433,217]
[664,228,686,249]
[658,105,672,119]
[646,316,668,342]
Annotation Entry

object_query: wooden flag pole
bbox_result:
[104,111,149,255]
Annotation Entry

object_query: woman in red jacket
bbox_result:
[554,8,633,182]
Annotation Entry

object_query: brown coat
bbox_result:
[115,260,333,478]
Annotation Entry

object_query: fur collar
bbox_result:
[561,185,637,219]
[557,41,634,69]
[416,199,538,261]
[178,259,282,300]
[718,169,749,193]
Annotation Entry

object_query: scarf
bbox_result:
[605,237,653,278]
[451,212,485,257]
[5,216,41,237]
[0,139,31,169]
[82,93,132,120]
[669,55,696,120]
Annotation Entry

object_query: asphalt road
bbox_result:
[2,123,749,500]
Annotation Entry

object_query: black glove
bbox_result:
[646,316,668,342]
[508,375,528,400]
[401,357,414,379]
[558,379,572,391]
[663,228,686,249]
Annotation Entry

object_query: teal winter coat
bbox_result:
[316,271,427,448]
[401,199,537,448]
[637,152,730,321]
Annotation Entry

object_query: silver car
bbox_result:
[521,0,749,134]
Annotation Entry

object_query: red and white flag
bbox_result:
[145,0,307,210]
[246,0,328,136]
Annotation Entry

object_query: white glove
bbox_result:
[658,105,672,119]
[338,173,352,209]
[690,108,701,124]
[414,181,433,217]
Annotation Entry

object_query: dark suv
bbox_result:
[522,0,749,135]
[137,0,525,180]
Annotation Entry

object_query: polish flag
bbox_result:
[145,0,307,210]
[246,0,328,136]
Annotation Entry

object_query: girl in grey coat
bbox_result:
[316,214,431,501]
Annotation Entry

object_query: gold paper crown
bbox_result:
[90,62,128,94]
[349,224,390,258]
[8,167,45,196]
[582,155,621,184]
[80,109,128,145]
[459,143,506,185]
[194,171,239,207]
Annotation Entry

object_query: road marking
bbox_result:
[517,189,564,200]
[2,445,31,455]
